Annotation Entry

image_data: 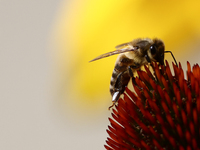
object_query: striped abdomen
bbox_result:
[110,55,135,99]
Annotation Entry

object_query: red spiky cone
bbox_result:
[105,61,200,150]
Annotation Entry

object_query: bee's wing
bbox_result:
[115,42,130,50]
[89,45,138,62]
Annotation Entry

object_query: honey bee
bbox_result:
[90,38,177,109]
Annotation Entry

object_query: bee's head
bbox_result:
[148,39,165,65]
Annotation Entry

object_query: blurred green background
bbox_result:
[1,0,200,150]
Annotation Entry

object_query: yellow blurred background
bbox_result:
[53,0,200,113]
[1,0,200,150]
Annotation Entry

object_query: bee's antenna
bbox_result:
[164,51,178,66]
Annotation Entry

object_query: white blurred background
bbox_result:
[0,1,109,149]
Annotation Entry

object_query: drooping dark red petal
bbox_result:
[189,121,195,137]
[105,137,119,150]
[197,97,200,114]
[192,138,198,149]
[164,90,172,107]
[152,139,164,150]
[178,67,185,94]
[173,62,179,79]
[173,83,182,106]
[176,124,183,138]
[192,108,198,125]
[166,114,175,129]
[161,75,169,91]
[181,109,187,127]
[172,101,180,118]
[165,60,173,83]
[144,65,154,79]
[154,62,162,83]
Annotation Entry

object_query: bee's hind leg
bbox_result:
[108,71,126,110]
[108,91,121,110]
[108,100,118,110]
[109,65,139,110]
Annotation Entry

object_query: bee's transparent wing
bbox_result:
[115,42,130,50]
[89,45,138,62]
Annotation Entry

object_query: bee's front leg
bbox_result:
[145,54,154,68]
[128,65,140,77]
[128,65,140,86]
[145,54,151,63]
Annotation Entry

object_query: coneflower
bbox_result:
[105,61,200,150]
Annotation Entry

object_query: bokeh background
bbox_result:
[1,0,200,150]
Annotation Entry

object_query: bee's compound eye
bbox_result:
[150,45,157,55]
